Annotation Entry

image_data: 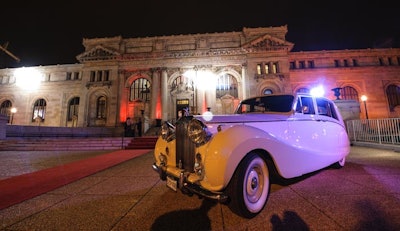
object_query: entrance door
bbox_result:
[176,99,189,119]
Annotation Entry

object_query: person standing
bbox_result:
[124,117,133,137]
[137,118,142,137]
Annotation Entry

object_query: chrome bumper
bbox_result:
[152,163,229,203]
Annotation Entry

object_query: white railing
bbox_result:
[346,118,400,145]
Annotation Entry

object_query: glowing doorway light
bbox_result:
[310,85,325,97]
[184,69,196,83]
[10,107,17,124]
[15,67,42,91]
[196,70,217,91]
[184,69,217,91]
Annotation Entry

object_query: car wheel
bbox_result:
[332,157,346,169]
[226,152,270,218]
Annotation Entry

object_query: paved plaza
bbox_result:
[0,145,400,230]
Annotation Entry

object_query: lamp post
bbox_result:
[361,95,369,119]
[10,107,17,124]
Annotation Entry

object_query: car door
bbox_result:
[290,95,319,149]
[315,97,348,151]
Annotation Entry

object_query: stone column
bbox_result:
[205,77,216,113]
[150,70,160,121]
[161,69,168,121]
[268,62,273,74]
[197,87,205,114]
[241,64,247,99]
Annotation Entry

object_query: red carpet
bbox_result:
[0,149,151,210]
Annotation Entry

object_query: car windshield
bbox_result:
[235,95,295,114]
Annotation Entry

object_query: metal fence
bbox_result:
[346,118,400,145]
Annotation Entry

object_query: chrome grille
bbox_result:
[175,116,196,172]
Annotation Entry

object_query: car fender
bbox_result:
[200,124,280,191]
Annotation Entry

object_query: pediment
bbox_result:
[242,34,294,51]
[76,45,120,62]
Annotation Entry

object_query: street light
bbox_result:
[361,95,369,119]
[10,107,17,124]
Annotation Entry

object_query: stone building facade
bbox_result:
[1,25,400,132]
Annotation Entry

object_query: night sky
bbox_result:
[1,1,399,68]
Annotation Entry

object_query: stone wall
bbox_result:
[334,100,361,121]
[0,115,7,139]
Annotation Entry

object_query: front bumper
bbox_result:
[152,163,229,203]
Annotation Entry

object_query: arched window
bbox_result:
[0,100,12,115]
[262,89,273,95]
[171,75,194,92]
[32,98,46,122]
[68,97,80,121]
[296,88,310,93]
[386,84,400,111]
[341,86,359,100]
[97,96,107,119]
[216,74,238,98]
[130,78,151,102]
[0,100,12,123]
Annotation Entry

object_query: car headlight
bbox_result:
[161,121,175,142]
[159,153,167,166]
[187,119,211,146]
[194,153,204,178]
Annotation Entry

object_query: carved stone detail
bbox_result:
[77,45,120,62]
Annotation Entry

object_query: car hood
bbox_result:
[194,113,292,124]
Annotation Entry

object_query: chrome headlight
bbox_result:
[187,119,211,146]
[161,121,175,142]
[194,153,204,177]
[159,153,167,166]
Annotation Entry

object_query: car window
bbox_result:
[316,99,330,116]
[316,98,339,120]
[236,95,294,114]
[296,96,315,114]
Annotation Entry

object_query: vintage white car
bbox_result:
[152,93,350,218]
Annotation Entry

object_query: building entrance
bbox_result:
[176,99,189,119]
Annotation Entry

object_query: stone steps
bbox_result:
[0,137,132,151]
[125,136,158,149]
[0,136,159,151]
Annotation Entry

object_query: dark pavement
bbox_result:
[1,145,400,231]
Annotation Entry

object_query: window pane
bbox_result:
[97,96,106,119]
[32,98,46,121]
[216,74,238,98]
[130,78,151,101]
[263,89,273,95]
[386,84,400,111]
[257,64,262,75]
[68,97,80,121]
[0,100,12,123]
[300,96,315,114]
[341,86,358,100]
[0,100,12,115]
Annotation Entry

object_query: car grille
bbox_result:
[175,116,196,172]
